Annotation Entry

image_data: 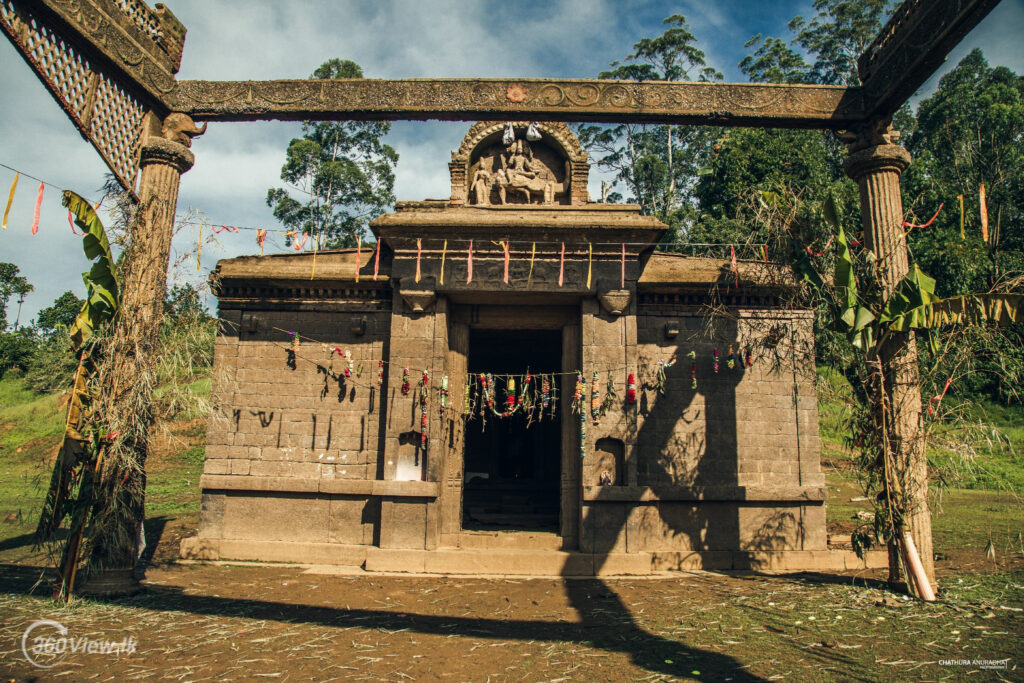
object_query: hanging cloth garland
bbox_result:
[979,182,989,243]
[373,239,382,281]
[745,346,753,369]
[463,380,472,416]
[541,375,551,411]
[466,239,474,284]
[2,172,18,230]
[355,239,361,282]
[713,348,720,374]
[590,371,601,423]
[256,229,267,256]
[558,241,565,287]
[440,375,449,417]
[586,242,593,289]
[416,238,422,283]
[727,345,735,370]
[688,350,697,389]
[31,181,43,235]
[626,372,637,404]
[420,370,429,451]
[958,194,965,239]
[927,378,953,415]
[377,360,384,387]
[440,239,447,285]
[401,367,411,395]
[573,372,587,459]
[528,242,536,286]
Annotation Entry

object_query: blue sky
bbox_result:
[1,0,1022,322]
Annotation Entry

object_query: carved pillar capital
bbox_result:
[140,136,195,174]
[843,142,911,182]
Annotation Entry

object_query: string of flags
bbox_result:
[0,160,989,289]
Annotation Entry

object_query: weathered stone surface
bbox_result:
[172,79,868,129]
[189,122,829,572]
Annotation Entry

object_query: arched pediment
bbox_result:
[449,121,590,206]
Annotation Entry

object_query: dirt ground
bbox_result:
[2,552,1022,681]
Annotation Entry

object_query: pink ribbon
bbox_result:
[31,181,43,234]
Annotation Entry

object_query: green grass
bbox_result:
[0,377,64,525]
[816,367,1024,492]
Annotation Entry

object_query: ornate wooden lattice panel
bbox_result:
[1,0,146,193]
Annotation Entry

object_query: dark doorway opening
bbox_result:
[463,328,562,532]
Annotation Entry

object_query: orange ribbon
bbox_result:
[979,183,989,242]
[902,203,943,229]
[558,242,565,287]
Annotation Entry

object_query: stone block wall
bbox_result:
[197,297,392,551]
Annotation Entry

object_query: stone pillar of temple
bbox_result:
[844,134,935,587]
[83,122,196,593]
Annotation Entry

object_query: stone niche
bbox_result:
[449,121,590,207]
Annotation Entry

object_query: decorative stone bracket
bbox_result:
[597,289,631,316]
[400,289,436,313]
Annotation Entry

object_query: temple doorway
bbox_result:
[463,328,563,532]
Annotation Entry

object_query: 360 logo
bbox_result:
[21,620,69,669]
[20,619,137,669]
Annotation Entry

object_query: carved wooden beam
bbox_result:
[858,0,1002,119]
[170,79,868,129]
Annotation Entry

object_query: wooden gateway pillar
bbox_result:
[843,126,935,587]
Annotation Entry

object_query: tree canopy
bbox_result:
[267,59,398,249]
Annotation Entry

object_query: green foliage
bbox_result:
[63,191,120,349]
[266,59,398,249]
[576,14,720,244]
[0,262,33,330]
[37,291,84,336]
[163,283,209,321]
[0,328,36,378]
[788,0,895,85]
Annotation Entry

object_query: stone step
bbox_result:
[364,547,653,576]
[457,530,564,550]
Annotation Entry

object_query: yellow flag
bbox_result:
[586,242,593,289]
[196,221,203,271]
[2,172,17,230]
[958,194,964,239]
[440,239,447,285]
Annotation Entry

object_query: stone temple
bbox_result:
[182,121,858,574]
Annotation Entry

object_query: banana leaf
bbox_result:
[62,191,119,349]
[883,293,1022,332]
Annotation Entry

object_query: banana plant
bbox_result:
[798,195,1020,353]
[63,191,119,349]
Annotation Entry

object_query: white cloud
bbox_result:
[1,0,1021,323]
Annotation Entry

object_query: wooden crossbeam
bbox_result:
[858,0,1002,119]
[170,79,867,129]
